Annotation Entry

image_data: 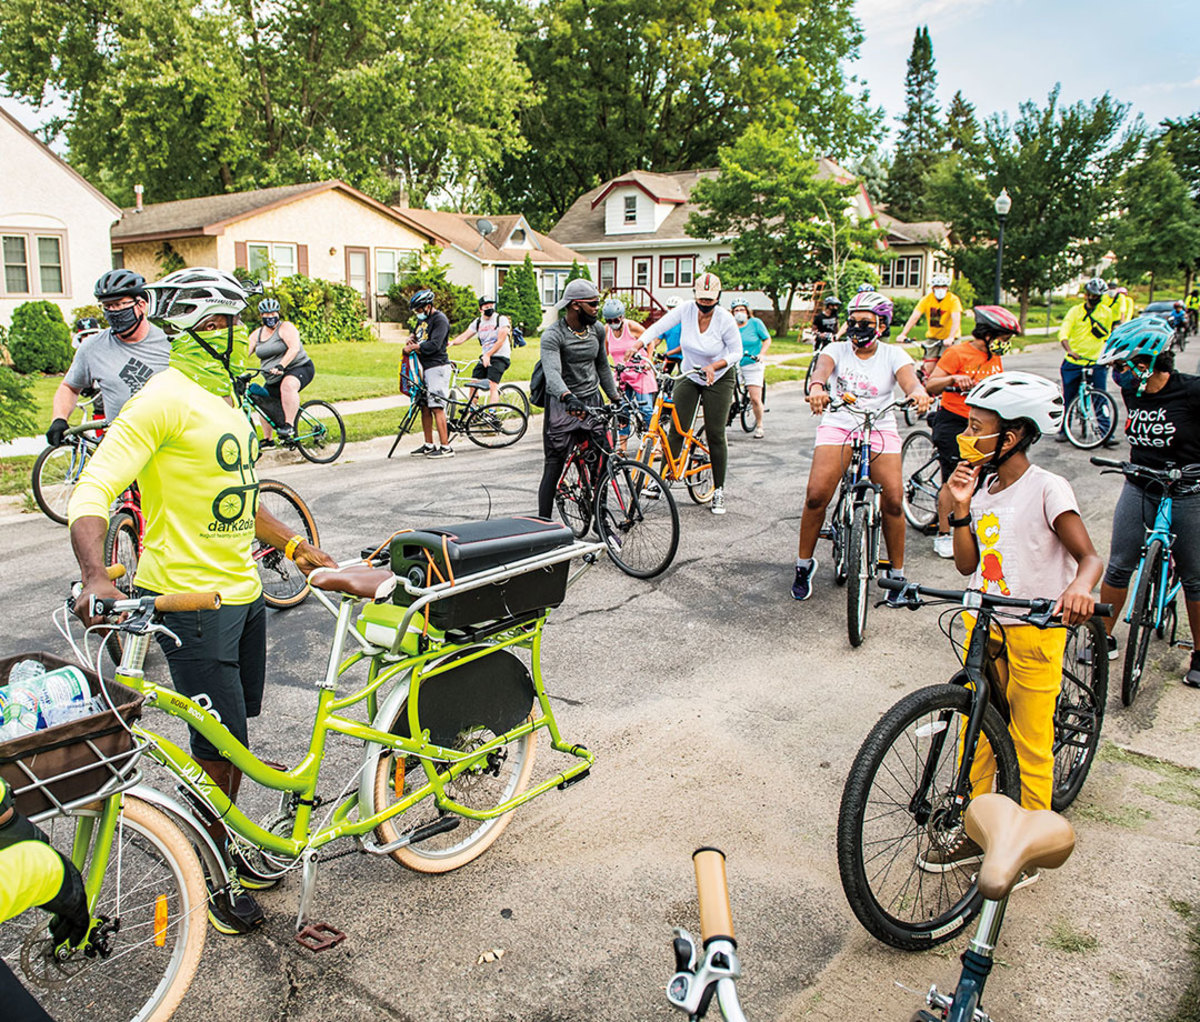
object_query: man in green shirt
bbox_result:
[1056,276,1118,443]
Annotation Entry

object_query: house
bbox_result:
[0,106,121,327]
[549,160,952,323]
[110,180,442,320]
[875,212,953,298]
[394,209,588,311]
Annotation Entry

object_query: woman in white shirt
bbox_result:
[640,273,743,515]
[792,290,932,601]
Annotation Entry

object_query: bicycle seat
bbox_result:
[308,565,397,601]
[964,794,1075,900]
[462,379,490,390]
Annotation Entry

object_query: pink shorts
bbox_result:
[814,423,902,455]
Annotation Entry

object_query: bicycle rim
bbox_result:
[739,394,755,433]
[1053,619,1108,811]
[836,684,1021,950]
[901,430,940,532]
[465,403,527,448]
[596,458,680,578]
[1122,540,1163,706]
[0,798,206,1022]
[847,504,871,647]
[1065,390,1116,449]
[555,455,592,537]
[254,480,318,608]
[33,442,89,525]
[498,383,531,417]
[684,427,715,504]
[293,400,346,463]
[103,511,141,664]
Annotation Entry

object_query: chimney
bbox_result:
[134,184,144,213]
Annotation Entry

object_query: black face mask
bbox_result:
[260,315,280,329]
[480,308,495,318]
[847,322,877,347]
[574,305,598,327]
[695,301,717,314]
[107,304,144,337]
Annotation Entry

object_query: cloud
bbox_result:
[1132,73,1200,96]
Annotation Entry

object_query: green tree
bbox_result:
[1156,113,1200,291]
[687,126,885,335]
[498,255,543,335]
[7,301,73,374]
[391,246,478,332]
[925,87,1139,325]
[0,364,35,443]
[1110,150,1200,301]
[885,26,943,220]
[565,260,592,285]
[946,90,981,156]
[488,0,878,229]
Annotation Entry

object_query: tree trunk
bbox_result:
[1148,271,1156,304]
[768,291,785,337]
[1017,288,1030,333]
[779,285,798,337]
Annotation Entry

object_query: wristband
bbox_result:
[283,535,305,561]
[948,513,972,528]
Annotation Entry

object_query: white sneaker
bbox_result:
[933,534,954,559]
[710,487,726,515]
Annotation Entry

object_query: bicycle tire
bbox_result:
[1122,539,1163,706]
[555,451,592,537]
[739,379,758,432]
[831,493,849,586]
[370,650,538,873]
[1064,389,1117,450]
[847,503,872,647]
[803,358,816,397]
[901,429,940,533]
[103,511,141,664]
[387,403,421,458]
[1053,618,1109,811]
[465,403,528,449]
[498,382,531,417]
[0,796,207,1022]
[254,479,318,609]
[837,684,1021,950]
[32,439,92,525]
[684,426,715,504]
[595,457,680,579]
[290,399,346,464]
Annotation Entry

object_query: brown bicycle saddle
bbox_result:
[307,565,397,601]
[964,794,1076,901]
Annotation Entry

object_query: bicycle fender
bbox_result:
[127,782,228,882]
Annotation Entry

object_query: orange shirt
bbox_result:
[936,342,1003,418]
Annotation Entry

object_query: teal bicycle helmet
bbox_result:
[1097,317,1172,366]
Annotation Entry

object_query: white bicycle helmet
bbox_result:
[931,273,952,289]
[964,371,1064,435]
[148,267,261,330]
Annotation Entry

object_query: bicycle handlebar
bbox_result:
[89,591,222,618]
[876,577,1111,618]
[694,848,735,945]
[1090,456,1200,485]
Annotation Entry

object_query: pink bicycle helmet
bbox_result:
[847,290,894,327]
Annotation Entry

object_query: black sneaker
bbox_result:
[791,559,817,601]
[1185,652,1200,689]
[206,875,266,936]
[1079,633,1118,664]
[259,437,275,450]
[410,443,434,456]
[917,833,983,874]
[427,445,455,458]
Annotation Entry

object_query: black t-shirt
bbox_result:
[415,310,450,368]
[813,313,839,339]
[1120,371,1200,478]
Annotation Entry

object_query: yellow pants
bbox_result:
[964,617,1067,812]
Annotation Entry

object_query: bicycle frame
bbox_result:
[1124,495,1181,631]
[640,380,711,485]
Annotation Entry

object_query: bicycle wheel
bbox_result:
[595,457,680,579]
[254,479,319,609]
[465,403,528,448]
[837,684,1022,950]
[555,451,592,537]
[1053,618,1109,811]
[901,430,940,533]
[0,797,207,1022]
[103,511,141,664]
[498,382,531,417]
[1122,539,1163,706]
[803,358,816,397]
[371,649,538,873]
[683,427,715,504]
[831,493,849,586]
[290,399,345,464]
[847,503,873,648]
[32,439,92,525]
[739,386,756,433]
[1064,389,1117,450]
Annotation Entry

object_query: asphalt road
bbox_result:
[5,340,1200,1021]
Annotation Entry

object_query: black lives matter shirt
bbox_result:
[1120,371,1200,481]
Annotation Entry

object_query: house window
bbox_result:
[376,248,405,293]
[660,256,696,289]
[38,237,63,294]
[881,255,922,290]
[715,253,731,264]
[633,258,651,289]
[542,270,569,306]
[598,258,617,291]
[624,195,637,225]
[112,250,125,270]
[247,242,298,281]
[3,236,29,294]
[678,256,695,287]
[2,231,69,297]
[511,229,526,245]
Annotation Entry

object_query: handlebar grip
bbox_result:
[693,847,734,945]
[154,592,221,613]
[106,564,126,582]
[1094,604,1113,618]
[878,576,906,592]
[1090,456,1123,468]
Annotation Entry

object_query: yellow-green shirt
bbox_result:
[68,367,263,604]
[1058,301,1118,364]
[1187,294,1199,311]
[915,291,964,340]
[1106,293,1135,323]
[0,778,64,923]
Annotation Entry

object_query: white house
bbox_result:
[0,107,121,327]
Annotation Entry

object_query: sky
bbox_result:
[854,0,1200,143]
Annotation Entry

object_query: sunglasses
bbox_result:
[576,300,599,308]
[605,318,622,325]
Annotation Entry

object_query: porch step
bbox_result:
[370,321,408,343]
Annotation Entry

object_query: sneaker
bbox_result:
[1054,433,1069,444]
[410,443,434,456]
[884,571,908,608]
[791,559,818,602]
[753,427,765,439]
[259,437,275,450]
[1011,867,1040,892]
[710,487,726,515]
[206,876,266,936]
[1102,437,1120,449]
[642,482,662,500]
[1079,633,1118,664]
[917,834,983,874]
[427,445,455,458]
[1184,652,1200,689]
[933,533,954,559]
[227,845,281,892]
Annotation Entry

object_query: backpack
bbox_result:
[511,323,526,347]
[529,361,546,407]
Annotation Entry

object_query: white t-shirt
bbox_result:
[969,464,1081,602]
[473,314,512,360]
[640,302,742,384]
[820,340,914,432]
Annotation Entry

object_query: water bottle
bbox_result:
[8,659,47,685]
[0,686,40,742]
[32,666,90,728]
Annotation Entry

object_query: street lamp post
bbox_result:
[993,188,1011,305]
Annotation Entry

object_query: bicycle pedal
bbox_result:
[819,527,833,540]
[294,922,346,952]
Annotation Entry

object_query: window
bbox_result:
[624,195,637,224]
[881,255,922,290]
[542,270,568,305]
[633,258,651,289]
[678,256,695,287]
[2,231,69,297]
[376,248,405,293]
[112,250,125,270]
[598,258,617,291]
[247,242,297,281]
[38,237,63,294]
[510,229,526,245]
[660,256,696,289]
[715,252,731,264]
[3,236,29,294]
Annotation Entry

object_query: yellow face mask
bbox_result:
[956,431,1000,463]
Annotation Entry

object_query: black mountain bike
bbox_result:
[387,378,527,457]
[837,578,1110,950]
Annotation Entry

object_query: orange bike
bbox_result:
[635,372,715,505]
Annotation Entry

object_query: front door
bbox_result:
[633,258,651,291]
[346,247,371,318]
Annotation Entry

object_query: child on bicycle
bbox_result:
[932,372,1101,867]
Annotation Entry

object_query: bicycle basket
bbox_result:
[0,652,144,818]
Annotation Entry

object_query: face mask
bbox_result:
[260,315,280,329]
[933,288,948,300]
[575,305,598,327]
[480,308,495,319]
[415,311,428,322]
[696,301,717,314]
[170,323,250,398]
[1114,363,1152,394]
[734,311,748,324]
[847,322,877,348]
[106,304,144,337]
[1085,296,1100,309]
[956,431,1001,463]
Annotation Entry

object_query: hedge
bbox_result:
[7,300,73,373]
[243,275,372,344]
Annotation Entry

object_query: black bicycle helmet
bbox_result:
[823,295,842,307]
[409,289,435,310]
[94,269,148,302]
[478,296,495,307]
